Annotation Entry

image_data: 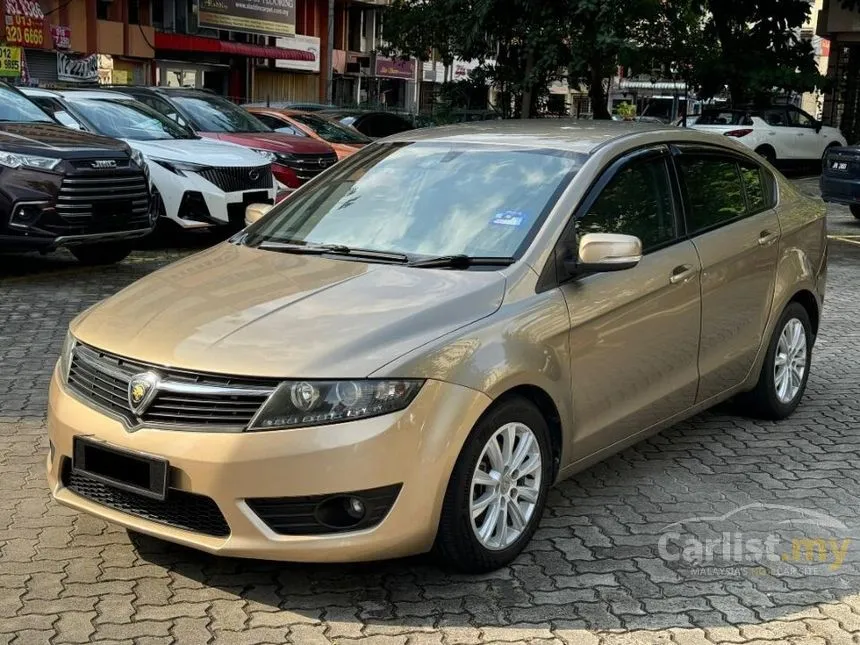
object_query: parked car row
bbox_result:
[1,84,425,265]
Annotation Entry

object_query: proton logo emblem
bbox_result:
[91,159,117,169]
[127,371,160,415]
[249,169,261,181]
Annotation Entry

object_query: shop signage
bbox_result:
[0,45,22,77]
[51,25,71,50]
[375,56,414,80]
[57,52,98,82]
[6,15,43,47]
[274,34,319,72]
[199,0,296,38]
[5,0,44,48]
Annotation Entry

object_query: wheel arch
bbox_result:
[491,384,564,482]
[789,289,820,337]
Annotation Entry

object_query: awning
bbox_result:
[154,32,315,62]
[618,80,687,92]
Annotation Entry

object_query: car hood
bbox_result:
[71,243,506,378]
[201,131,335,155]
[0,122,130,157]
[127,138,271,166]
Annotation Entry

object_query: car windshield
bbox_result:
[172,94,271,133]
[0,86,54,123]
[67,98,197,140]
[290,113,371,144]
[243,142,584,259]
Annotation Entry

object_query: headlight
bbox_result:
[152,158,209,175]
[130,148,145,168]
[0,151,61,171]
[250,148,278,163]
[248,379,424,431]
[252,149,293,165]
[57,331,76,383]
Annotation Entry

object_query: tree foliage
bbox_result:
[383,0,823,117]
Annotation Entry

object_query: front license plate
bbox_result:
[831,161,849,171]
[243,191,271,205]
[72,437,168,501]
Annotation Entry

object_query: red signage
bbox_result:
[5,0,44,48]
[821,38,831,58]
[50,25,70,50]
[6,15,43,47]
[375,56,415,80]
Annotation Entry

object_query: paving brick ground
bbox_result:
[2,179,860,644]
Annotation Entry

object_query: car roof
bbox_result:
[20,87,58,98]
[381,119,754,155]
[57,89,136,101]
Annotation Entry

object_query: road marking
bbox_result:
[829,235,860,247]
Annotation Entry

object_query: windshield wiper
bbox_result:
[257,241,409,263]
[408,255,516,269]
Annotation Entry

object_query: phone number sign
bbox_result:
[0,46,22,77]
[5,15,43,47]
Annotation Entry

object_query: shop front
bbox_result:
[373,55,415,110]
[253,33,321,103]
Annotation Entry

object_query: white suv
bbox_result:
[23,88,276,230]
[689,106,846,164]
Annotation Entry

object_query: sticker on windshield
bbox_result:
[491,211,527,227]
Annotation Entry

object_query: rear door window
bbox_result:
[678,156,747,234]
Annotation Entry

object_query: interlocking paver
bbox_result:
[3,192,860,643]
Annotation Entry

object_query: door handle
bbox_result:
[670,264,695,284]
[758,230,779,246]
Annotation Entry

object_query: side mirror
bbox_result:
[815,121,823,133]
[244,202,272,226]
[563,233,643,275]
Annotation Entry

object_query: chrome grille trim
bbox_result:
[67,344,277,430]
[286,153,338,183]
[196,165,273,193]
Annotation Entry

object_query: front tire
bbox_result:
[850,204,860,219]
[69,242,132,266]
[737,302,813,420]
[434,397,552,572]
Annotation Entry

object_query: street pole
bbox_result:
[325,0,334,105]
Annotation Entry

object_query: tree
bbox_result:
[383,0,659,119]
[644,0,821,104]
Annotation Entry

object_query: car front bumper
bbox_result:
[150,162,277,229]
[46,370,491,562]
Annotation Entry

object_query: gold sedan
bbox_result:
[47,121,826,572]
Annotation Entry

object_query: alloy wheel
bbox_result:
[774,318,807,404]
[469,422,542,550]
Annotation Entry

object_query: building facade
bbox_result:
[817,0,860,143]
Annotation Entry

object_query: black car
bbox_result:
[0,83,152,265]
[315,110,415,139]
[821,146,860,219]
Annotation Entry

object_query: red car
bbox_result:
[115,87,338,190]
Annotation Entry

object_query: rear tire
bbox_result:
[850,204,860,219]
[736,302,813,420]
[433,396,552,573]
[755,145,777,164]
[69,242,132,266]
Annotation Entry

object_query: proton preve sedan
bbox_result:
[47,122,826,571]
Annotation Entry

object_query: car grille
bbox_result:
[62,461,230,537]
[286,153,338,183]
[246,484,402,535]
[196,165,273,193]
[67,343,277,429]
[46,171,150,236]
